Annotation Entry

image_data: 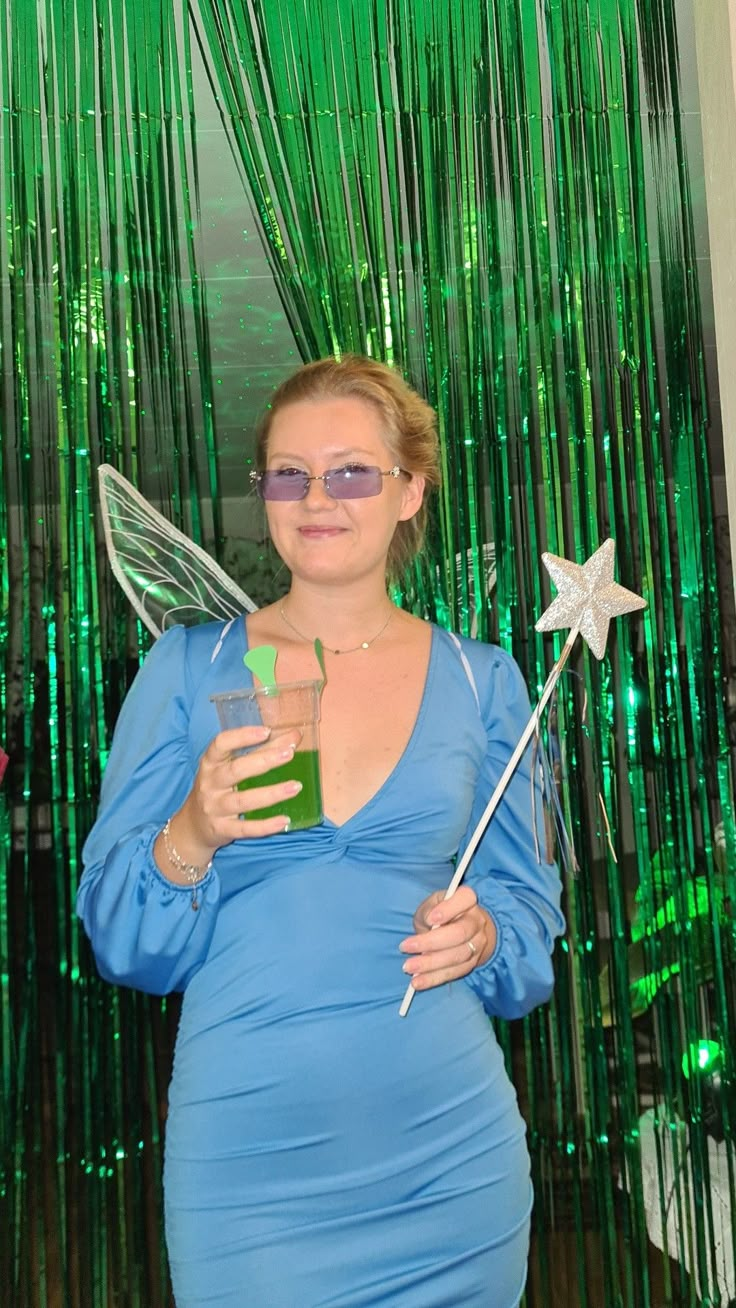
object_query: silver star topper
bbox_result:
[535,538,646,660]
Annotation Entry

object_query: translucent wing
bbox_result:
[98,464,257,637]
[453,542,497,638]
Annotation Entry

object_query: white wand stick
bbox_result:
[398,536,647,1019]
[398,625,579,1018]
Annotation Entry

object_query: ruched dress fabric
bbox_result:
[78,619,565,1308]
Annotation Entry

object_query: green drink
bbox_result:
[237,748,322,829]
[210,678,323,832]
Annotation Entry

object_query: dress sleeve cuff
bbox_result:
[464,880,556,1018]
[141,828,217,903]
[478,904,503,969]
[78,825,221,994]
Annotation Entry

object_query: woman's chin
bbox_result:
[288,555,386,587]
[290,564,359,586]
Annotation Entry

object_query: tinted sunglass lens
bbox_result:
[258,471,308,501]
[328,467,382,499]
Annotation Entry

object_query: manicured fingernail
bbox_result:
[282,818,291,832]
[255,726,271,740]
[279,743,296,759]
[286,781,303,795]
[402,961,416,974]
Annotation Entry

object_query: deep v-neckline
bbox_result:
[240,618,437,831]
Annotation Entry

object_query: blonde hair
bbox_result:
[257,355,441,578]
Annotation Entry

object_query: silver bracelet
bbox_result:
[161,817,212,911]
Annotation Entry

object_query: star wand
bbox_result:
[399,538,646,1017]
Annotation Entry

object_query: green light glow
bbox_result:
[682,1040,723,1081]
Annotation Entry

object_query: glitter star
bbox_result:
[535,539,646,660]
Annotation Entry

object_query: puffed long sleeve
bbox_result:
[77,625,221,994]
[459,646,565,1020]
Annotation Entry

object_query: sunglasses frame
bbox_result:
[250,464,409,502]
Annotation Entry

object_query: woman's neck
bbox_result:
[281,577,396,647]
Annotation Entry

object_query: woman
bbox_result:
[78,356,565,1308]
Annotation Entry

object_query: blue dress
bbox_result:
[77,618,564,1308]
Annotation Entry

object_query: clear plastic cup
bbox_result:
[210,681,323,831]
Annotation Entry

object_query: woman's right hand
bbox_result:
[160,726,303,874]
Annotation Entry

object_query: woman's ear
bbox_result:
[398,473,426,522]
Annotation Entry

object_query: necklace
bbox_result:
[279,604,393,655]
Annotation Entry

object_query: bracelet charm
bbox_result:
[162,818,213,911]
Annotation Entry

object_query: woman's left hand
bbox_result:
[400,886,497,991]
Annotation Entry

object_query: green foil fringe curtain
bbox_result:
[1,0,735,1304]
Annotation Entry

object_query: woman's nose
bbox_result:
[304,475,337,508]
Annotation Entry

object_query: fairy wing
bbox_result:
[455,542,497,638]
[98,464,257,637]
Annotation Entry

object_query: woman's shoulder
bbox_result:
[438,626,520,676]
[437,628,531,716]
[138,615,246,686]
[144,614,240,647]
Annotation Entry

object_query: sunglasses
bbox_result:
[250,463,409,502]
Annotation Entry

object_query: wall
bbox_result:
[693,0,736,579]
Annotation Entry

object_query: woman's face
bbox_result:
[262,396,425,587]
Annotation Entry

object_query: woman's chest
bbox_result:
[316,660,428,825]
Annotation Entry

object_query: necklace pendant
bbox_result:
[279,602,392,656]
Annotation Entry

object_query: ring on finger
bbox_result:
[467,939,477,958]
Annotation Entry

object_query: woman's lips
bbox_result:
[297,527,347,538]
